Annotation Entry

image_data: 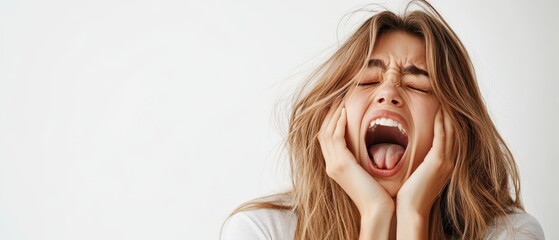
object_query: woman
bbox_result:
[221,1,544,239]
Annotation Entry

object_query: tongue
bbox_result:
[369,143,404,170]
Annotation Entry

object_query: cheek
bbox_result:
[344,94,368,151]
[413,100,439,143]
[344,93,371,122]
[344,99,362,135]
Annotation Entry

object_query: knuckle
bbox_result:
[438,131,446,140]
[317,136,324,145]
[317,131,328,141]
[325,161,347,178]
[438,160,454,173]
[317,132,324,141]
[333,131,343,139]
[446,160,455,171]
[333,137,346,146]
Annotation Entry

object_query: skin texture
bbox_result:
[317,31,455,239]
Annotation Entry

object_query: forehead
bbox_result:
[370,31,426,65]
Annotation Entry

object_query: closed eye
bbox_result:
[403,83,431,94]
[357,81,380,87]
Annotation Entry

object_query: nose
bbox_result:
[374,74,403,107]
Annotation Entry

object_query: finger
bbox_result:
[442,108,455,160]
[333,108,347,140]
[320,100,341,133]
[432,107,445,151]
[327,101,344,134]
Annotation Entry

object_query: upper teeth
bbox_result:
[370,118,406,134]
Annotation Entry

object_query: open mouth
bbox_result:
[365,118,409,170]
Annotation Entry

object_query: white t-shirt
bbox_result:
[221,207,544,240]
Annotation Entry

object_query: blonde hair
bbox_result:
[225,1,523,239]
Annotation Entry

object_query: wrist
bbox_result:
[360,206,394,222]
[396,208,429,240]
[360,203,395,224]
[395,200,430,221]
[360,209,394,240]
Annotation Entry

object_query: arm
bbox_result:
[396,108,455,240]
[360,207,394,240]
[318,102,394,239]
[396,206,428,239]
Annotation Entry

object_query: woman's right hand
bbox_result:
[317,100,394,239]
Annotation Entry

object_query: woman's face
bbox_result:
[344,31,440,197]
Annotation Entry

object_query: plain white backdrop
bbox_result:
[0,0,557,239]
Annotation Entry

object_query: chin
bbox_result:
[375,177,404,198]
[365,154,414,198]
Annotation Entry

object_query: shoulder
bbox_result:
[220,208,297,240]
[484,210,545,240]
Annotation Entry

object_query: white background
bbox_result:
[1,0,557,239]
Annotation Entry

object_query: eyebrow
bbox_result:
[368,58,429,77]
[367,59,386,69]
[402,65,429,77]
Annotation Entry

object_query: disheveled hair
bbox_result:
[224,1,523,239]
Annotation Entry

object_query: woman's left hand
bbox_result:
[396,107,455,239]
